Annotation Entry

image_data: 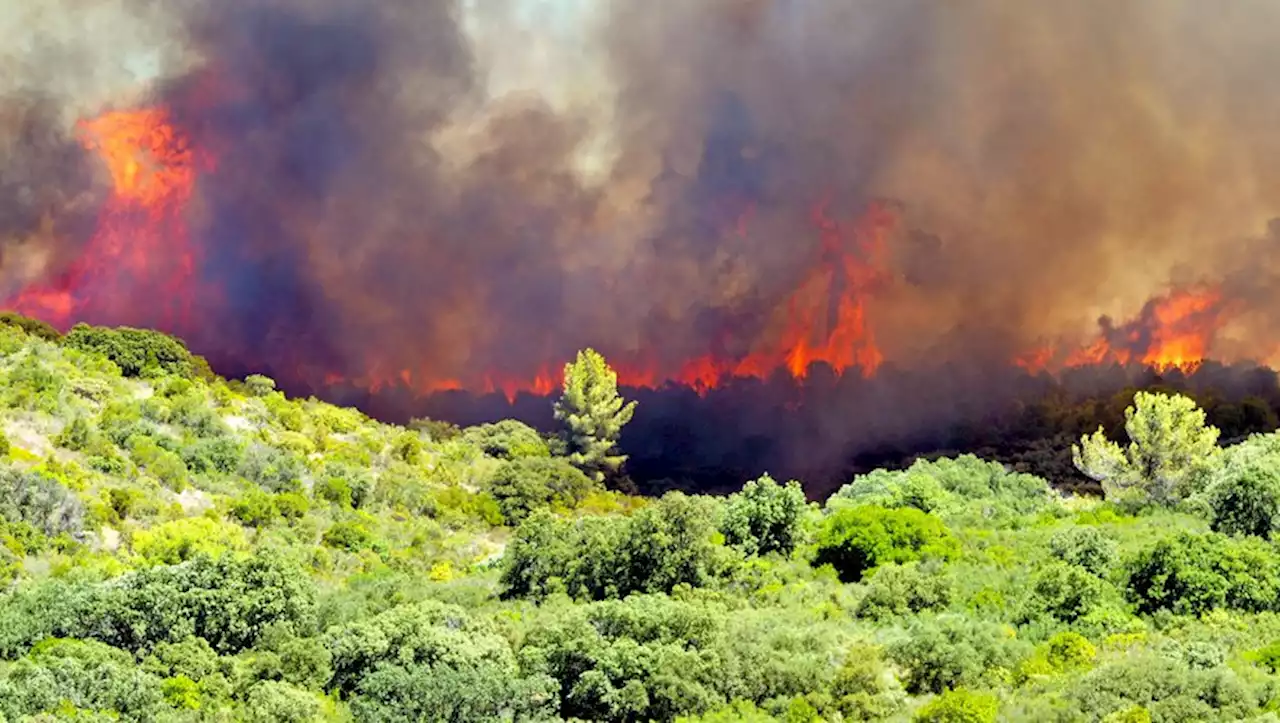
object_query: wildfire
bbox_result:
[0,101,1247,403]
[1060,287,1228,373]
[4,107,207,332]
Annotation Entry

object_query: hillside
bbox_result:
[0,318,1279,721]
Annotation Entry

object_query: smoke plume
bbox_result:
[6,0,1280,486]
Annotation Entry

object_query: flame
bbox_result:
[4,108,209,332]
[1059,287,1228,373]
[315,197,892,402]
[3,101,1241,404]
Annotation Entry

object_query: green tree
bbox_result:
[554,348,637,485]
[1205,453,1280,538]
[813,505,959,583]
[720,473,808,557]
[1072,392,1219,506]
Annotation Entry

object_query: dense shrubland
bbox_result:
[0,317,1280,720]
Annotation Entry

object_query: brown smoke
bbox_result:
[4,0,1280,390]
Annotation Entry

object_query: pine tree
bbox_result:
[1073,391,1220,506]
[554,348,637,486]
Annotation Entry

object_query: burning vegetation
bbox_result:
[5,0,1280,486]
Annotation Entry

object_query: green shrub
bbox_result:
[64,323,194,378]
[1023,561,1109,623]
[54,416,97,452]
[888,615,1026,694]
[0,311,61,341]
[231,489,281,528]
[244,374,277,397]
[501,492,724,600]
[322,520,375,552]
[1049,526,1119,576]
[461,420,551,460]
[913,688,999,723]
[720,473,808,557]
[814,505,959,583]
[275,492,310,520]
[0,466,84,538]
[488,456,597,524]
[1205,453,1280,538]
[1124,531,1280,615]
[239,443,304,493]
[857,561,953,619]
[830,455,1054,525]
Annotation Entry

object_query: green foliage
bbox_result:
[131,516,247,564]
[913,688,999,723]
[0,311,61,341]
[238,443,304,493]
[1074,392,1220,507]
[555,348,637,485]
[813,505,959,582]
[244,374,276,397]
[1049,525,1119,576]
[1022,561,1110,623]
[501,492,724,600]
[323,520,376,552]
[856,561,953,620]
[488,455,597,524]
[0,465,84,538]
[830,455,1056,525]
[63,324,194,378]
[721,473,808,557]
[1123,531,1280,615]
[461,420,551,460]
[1204,450,1280,538]
[888,615,1026,694]
[3,324,1280,721]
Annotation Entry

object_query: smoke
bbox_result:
[6,0,1280,484]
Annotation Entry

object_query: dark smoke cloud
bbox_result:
[7,0,1280,485]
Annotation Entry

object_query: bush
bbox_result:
[888,615,1026,694]
[814,505,959,583]
[322,520,376,552]
[64,323,194,378]
[131,516,247,564]
[720,473,808,557]
[1205,453,1280,538]
[0,466,84,538]
[461,420,551,460]
[1068,653,1255,722]
[238,443,304,493]
[1124,531,1280,615]
[501,492,724,600]
[857,561,953,619]
[0,311,61,341]
[0,552,317,656]
[1023,561,1109,623]
[830,455,1055,525]
[488,456,597,524]
[1049,526,1119,576]
[230,489,281,528]
[913,688,999,723]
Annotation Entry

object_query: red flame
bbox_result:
[1058,286,1228,373]
[1,102,1247,401]
[5,108,210,332]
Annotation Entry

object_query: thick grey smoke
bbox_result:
[5,0,1280,388]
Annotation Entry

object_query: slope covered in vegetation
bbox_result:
[0,318,1278,721]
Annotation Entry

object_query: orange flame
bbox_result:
[1059,287,1227,373]
[6,107,209,331]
